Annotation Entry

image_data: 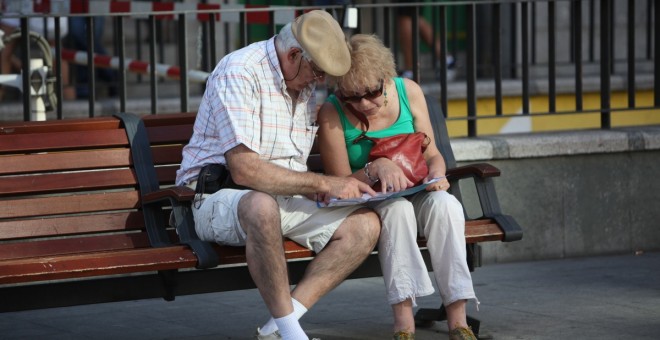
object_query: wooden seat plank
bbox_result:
[0,232,153,261]
[146,125,194,144]
[0,129,128,153]
[1,148,132,175]
[0,211,145,240]
[0,116,122,134]
[0,168,137,196]
[0,246,199,284]
[0,191,140,219]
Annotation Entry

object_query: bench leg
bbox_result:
[158,269,178,301]
[415,305,489,339]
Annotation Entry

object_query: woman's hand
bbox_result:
[426,176,450,191]
[371,158,414,193]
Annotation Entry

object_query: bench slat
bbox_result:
[146,125,194,144]
[464,220,506,243]
[152,145,184,164]
[0,232,153,261]
[0,211,145,240]
[0,246,199,284]
[142,112,196,127]
[0,191,140,219]
[0,168,138,197]
[0,116,122,134]
[215,241,316,265]
[0,130,128,154]
[155,165,179,184]
[1,149,132,175]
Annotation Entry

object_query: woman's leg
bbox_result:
[411,191,477,331]
[371,198,435,334]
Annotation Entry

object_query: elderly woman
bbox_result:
[317,34,478,340]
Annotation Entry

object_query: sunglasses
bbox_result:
[337,79,384,103]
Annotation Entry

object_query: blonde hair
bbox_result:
[329,34,397,94]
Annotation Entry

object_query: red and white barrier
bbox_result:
[6,0,299,25]
[60,48,210,83]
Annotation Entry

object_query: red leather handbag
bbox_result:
[348,105,430,189]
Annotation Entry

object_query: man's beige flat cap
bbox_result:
[291,10,351,76]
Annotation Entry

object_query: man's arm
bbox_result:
[225,144,376,200]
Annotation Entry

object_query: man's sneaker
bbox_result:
[393,330,415,339]
[255,327,281,340]
[448,326,477,340]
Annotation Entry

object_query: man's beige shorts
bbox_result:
[192,189,368,253]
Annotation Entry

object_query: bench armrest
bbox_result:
[447,162,523,242]
[446,163,501,179]
[141,186,219,269]
[142,186,195,204]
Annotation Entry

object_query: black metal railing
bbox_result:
[1,0,657,137]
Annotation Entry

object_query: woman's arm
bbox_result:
[318,102,355,177]
[403,79,450,190]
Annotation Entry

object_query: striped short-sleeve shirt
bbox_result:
[176,37,319,186]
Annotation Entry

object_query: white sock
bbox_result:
[260,298,308,335]
[274,312,307,340]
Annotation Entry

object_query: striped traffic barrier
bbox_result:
[7,0,300,25]
[60,48,210,83]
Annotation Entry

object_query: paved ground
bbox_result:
[2,252,660,339]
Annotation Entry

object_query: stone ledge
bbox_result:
[452,125,660,161]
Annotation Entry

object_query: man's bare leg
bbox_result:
[289,208,381,308]
[239,192,294,318]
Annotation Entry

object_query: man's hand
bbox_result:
[321,176,377,203]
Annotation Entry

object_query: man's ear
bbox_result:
[287,48,301,62]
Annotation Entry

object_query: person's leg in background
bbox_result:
[396,2,455,81]
[69,17,116,99]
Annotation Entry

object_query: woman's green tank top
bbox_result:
[326,77,415,172]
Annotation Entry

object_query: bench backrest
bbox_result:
[0,117,157,279]
[138,97,455,187]
[141,113,197,186]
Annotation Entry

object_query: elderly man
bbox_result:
[175,11,381,340]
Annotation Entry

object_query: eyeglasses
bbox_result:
[337,79,384,103]
[307,59,325,80]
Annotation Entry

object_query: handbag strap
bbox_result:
[341,101,373,144]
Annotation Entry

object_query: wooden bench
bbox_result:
[0,96,521,334]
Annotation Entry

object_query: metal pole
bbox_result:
[21,18,31,121]
[548,0,556,113]
[521,1,530,115]
[412,6,420,83]
[86,17,96,117]
[149,15,158,115]
[467,4,477,136]
[117,16,127,113]
[178,14,189,113]
[601,0,611,128]
[575,0,583,111]
[627,0,636,108]
[54,16,63,119]
[494,3,502,116]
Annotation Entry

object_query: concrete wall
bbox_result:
[452,126,660,264]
